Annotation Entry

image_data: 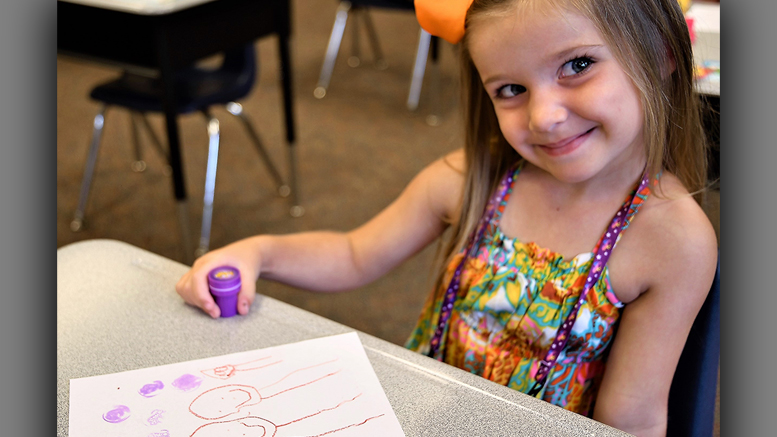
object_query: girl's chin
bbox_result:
[537,163,601,185]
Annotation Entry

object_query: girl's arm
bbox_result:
[592,194,718,436]
[176,150,465,318]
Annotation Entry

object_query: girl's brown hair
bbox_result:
[434,0,709,287]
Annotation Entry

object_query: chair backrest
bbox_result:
[219,43,257,86]
[175,43,257,111]
[666,253,720,437]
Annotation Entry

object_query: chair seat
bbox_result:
[90,44,256,114]
[90,63,254,114]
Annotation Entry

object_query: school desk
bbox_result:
[57,0,297,260]
[56,239,632,436]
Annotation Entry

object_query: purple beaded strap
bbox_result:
[427,166,650,398]
[527,172,650,396]
[428,166,517,359]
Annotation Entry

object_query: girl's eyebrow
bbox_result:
[550,44,603,62]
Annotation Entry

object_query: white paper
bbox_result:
[69,332,405,437]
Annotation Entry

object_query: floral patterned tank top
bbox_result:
[405,164,652,416]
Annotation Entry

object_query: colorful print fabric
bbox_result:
[406,164,652,416]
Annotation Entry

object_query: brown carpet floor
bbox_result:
[56,1,719,434]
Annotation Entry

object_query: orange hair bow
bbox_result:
[414,0,476,44]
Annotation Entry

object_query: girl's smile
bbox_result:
[535,127,596,157]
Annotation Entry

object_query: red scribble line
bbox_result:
[258,358,339,392]
[305,414,385,437]
[276,393,363,427]
[200,357,281,379]
[200,356,274,371]
[188,416,278,437]
[262,369,342,399]
[202,360,284,379]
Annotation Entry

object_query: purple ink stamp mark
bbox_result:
[172,373,203,392]
[102,405,130,423]
[139,380,165,398]
[148,430,170,437]
[146,409,165,425]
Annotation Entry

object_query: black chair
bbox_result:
[70,43,302,258]
[667,254,720,436]
[314,0,442,117]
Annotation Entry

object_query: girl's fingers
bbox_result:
[192,264,220,318]
[198,281,220,319]
[177,248,260,318]
[237,272,256,316]
[176,263,220,318]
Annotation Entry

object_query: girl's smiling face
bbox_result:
[468,5,646,185]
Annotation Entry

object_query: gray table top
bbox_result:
[57,239,632,437]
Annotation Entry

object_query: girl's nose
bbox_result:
[528,90,568,133]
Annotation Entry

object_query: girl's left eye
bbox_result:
[560,56,594,78]
[495,84,527,99]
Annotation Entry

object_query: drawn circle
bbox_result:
[189,385,262,420]
[102,405,131,423]
[191,417,277,437]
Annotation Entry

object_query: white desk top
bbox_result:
[57,240,632,437]
[58,0,216,15]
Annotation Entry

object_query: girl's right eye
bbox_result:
[495,84,526,99]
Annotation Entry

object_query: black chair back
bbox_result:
[667,254,720,436]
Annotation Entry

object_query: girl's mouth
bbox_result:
[538,128,595,156]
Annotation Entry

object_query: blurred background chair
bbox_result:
[70,43,301,259]
[313,0,442,120]
[667,253,720,437]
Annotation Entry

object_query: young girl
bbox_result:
[176,0,718,434]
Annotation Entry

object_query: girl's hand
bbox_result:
[175,237,263,318]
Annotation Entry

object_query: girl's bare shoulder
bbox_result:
[417,149,467,222]
[612,173,718,302]
[639,173,717,249]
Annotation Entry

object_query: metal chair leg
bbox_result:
[177,200,195,265]
[314,1,352,99]
[407,29,432,112]
[426,36,442,126]
[136,112,173,176]
[348,6,361,67]
[226,102,290,197]
[360,7,387,70]
[287,142,304,218]
[71,105,108,232]
[195,111,220,258]
[129,111,147,172]
[226,102,302,217]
